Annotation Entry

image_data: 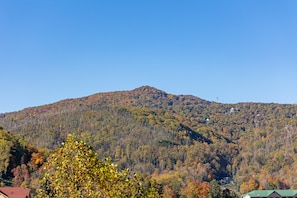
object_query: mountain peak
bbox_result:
[133,86,167,94]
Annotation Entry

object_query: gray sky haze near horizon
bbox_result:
[1,1,297,113]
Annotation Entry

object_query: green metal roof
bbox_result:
[244,190,274,197]
[278,190,297,196]
[244,190,297,197]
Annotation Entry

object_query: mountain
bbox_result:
[1,85,297,193]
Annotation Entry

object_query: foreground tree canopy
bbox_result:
[37,134,160,198]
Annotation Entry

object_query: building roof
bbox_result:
[244,190,297,197]
[0,187,30,198]
[243,190,274,197]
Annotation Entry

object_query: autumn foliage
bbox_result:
[1,86,297,196]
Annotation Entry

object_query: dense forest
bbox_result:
[1,86,297,197]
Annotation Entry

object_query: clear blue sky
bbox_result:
[1,1,297,113]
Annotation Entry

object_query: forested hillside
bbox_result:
[0,127,45,191]
[1,86,297,196]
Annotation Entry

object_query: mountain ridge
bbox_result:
[1,85,287,115]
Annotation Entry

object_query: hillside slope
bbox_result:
[1,86,297,192]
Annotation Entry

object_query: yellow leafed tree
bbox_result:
[37,134,160,198]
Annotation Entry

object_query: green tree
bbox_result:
[208,180,222,198]
[37,134,160,198]
[0,129,27,182]
[0,138,13,176]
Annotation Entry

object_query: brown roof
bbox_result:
[0,187,30,198]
